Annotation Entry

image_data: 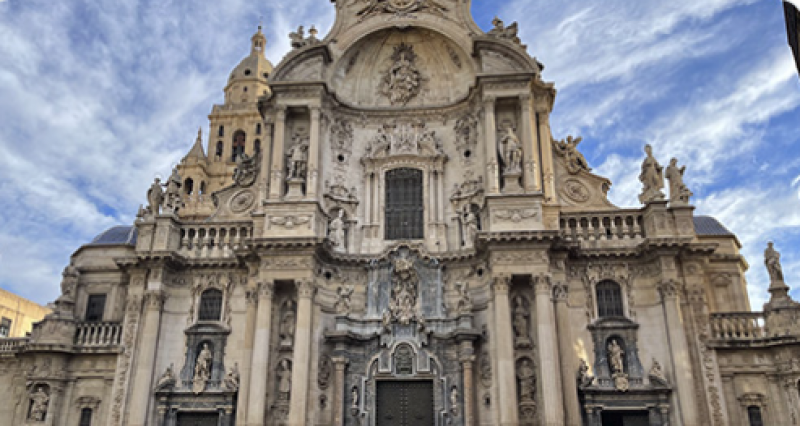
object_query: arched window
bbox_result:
[747,406,764,426]
[232,130,246,161]
[199,181,206,195]
[184,178,194,195]
[215,141,224,159]
[596,281,624,318]
[256,123,262,135]
[198,289,223,321]
[79,408,93,426]
[218,125,224,137]
[385,168,424,240]
[254,139,261,154]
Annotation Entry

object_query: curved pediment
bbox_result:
[271,45,332,82]
[474,39,541,75]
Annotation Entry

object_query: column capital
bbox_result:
[144,290,166,311]
[533,273,552,295]
[482,95,497,106]
[258,280,275,299]
[332,357,349,369]
[552,282,569,302]
[491,275,511,294]
[309,105,321,115]
[296,279,316,299]
[657,279,680,301]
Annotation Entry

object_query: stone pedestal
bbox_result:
[484,194,544,232]
[502,171,523,194]
[285,178,305,199]
[262,201,326,239]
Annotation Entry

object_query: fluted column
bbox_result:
[492,275,518,426]
[483,97,500,195]
[536,111,556,200]
[520,95,540,192]
[288,279,316,426]
[534,275,564,426]
[553,283,580,425]
[306,106,321,199]
[127,289,166,426]
[269,106,287,199]
[658,280,699,425]
[235,284,259,426]
[459,341,476,426]
[332,356,348,426]
[246,281,274,426]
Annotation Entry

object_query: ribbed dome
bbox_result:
[88,226,138,246]
[229,52,274,82]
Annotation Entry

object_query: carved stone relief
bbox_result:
[330,118,355,163]
[380,43,423,106]
[554,136,591,174]
[357,0,448,18]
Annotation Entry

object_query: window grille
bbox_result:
[385,168,424,240]
[747,406,764,426]
[85,294,107,322]
[79,408,93,426]
[596,281,624,318]
[198,289,223,321]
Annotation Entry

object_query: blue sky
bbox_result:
[0,0,799,308]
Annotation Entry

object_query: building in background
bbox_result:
[1,2,800,426]
[786,1,800,77]
[0,288,50,338]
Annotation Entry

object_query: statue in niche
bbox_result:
[665,157,693,205]
[59,261,79,300]
[193,343,213,394]
[335,285,354,315]
[554,135,591,174]
[277,359,292,400]
[28,386,49,421]
[638,144,665,204]
[387,255,420,325]
[381,43,422,106]
[232,151,259,187]
[455,282,473,315]
[488,17,523,45]
[512,295,531,347]
[499,125,523,174]
[608,339,629,391]
[146,177,164,216]
[328,210,346,251]
[450,386,459,416]
[155,364,176,390]
[279,304,296,346]
[577,359,594,387]
[461,206,479,249]
[648,358,668,387]
[517,358,536,402]
[224,363,240,391]
[765,241,784,283]
[286,134,309,180]
[351,385,359,412]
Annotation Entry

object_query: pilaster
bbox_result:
[520,94,540,192]
[306,106,322,199]
[288,279,316,426]
[483,97,500,195]
[459,341,476,426]
[533,274,564,426]
[332,356,348,426]
[127,287,166,426]
[269,106,287,200]
[235,274,260,426]
[535,111,556,201]
[491,275,518,426]
[246,281,275,426]
[553,282,580,425]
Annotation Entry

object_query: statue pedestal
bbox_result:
[502,171,523,194]
[286,178,305,199]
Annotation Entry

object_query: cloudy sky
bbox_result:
[0,0,799,308]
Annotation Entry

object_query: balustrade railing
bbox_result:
[74,322,122,347]
[179,222,254,259]
[560,211,645,242]
[709,312,766,340]
[0,338,29,354]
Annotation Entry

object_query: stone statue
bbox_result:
[289,26,305,49]
[193,343,213,394]
[499,126,523,174]
[278,359,292,400]
[388,256,420,325]
[60,261,79,300]
[335,285,354,315]
[280,306,296,346]
[29,386,49,421]
[164,167,183,213]
[318,357,332,389]
[455,282,473,315]
[648,358,668,387]
[461,207,479,249]
[328,210,346,251]
[155,364,176,390]
[488,17,523,45]
[224,363,240,391]
[351,385,359,411]
[286,136,309,180]
[665,158,693,205]
[638,144,665,204]
[450,386,459,416]
[765,242,784,283]
[517,358,536,402]
[381,43,422,106]
[512,296,530,346]
[146,177,164,216]
[608,340,624,373]
[232,151,258,187]
[555,135,591,174]
[578,359,594,387]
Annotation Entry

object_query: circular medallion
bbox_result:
[229,190,255,214]
[562,179,591,203]
[389,0,418,12]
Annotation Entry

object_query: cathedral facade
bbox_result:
[2,1,800,426]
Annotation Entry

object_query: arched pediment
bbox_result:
[271,45,332,82]
[474,39,541,75]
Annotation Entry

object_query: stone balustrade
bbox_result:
[560,211,645,242]
[179,222,254,258]
[75,322,123,347]
[709,312,766,341]
[0,338,30,355]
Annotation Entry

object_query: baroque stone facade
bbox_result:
[1,2,799,426]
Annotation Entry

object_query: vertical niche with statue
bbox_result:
[270,285,298,425]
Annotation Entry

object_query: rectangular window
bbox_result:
[0,317,11,337]
[79,408,93,426]
[385,168,424,240]
[85,294,107,322]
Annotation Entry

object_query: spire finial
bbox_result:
[196,126,202,142]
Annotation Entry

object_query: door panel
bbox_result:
[376,380,434,426]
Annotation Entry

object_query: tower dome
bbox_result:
[224,25,273,104]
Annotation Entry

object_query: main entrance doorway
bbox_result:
[601,410,650,426]
[376,380,434,426]
[176,412,218,426]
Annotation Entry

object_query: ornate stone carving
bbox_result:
[498,123,523,175]
[330,118,354,162]
[59,261,79,301]
[192,343,213,394]
[277,359,293,400]
[648,358,668,387]
[380,43,423,106]
[561,178,591,203]
[232,151,259,188]
[328,210,347,252]
[357,0,448,18]
[318,356,333,390]
[269,215,312,230]
[479,351,493,387]
[608,339,629,392]
[459,205,479,249]
[144,290,166,311]
[229,189,256,213]
[28,385,50,421]
[384,254,421,325]
[512,295,532,348]
[554,135,591,174]
[578,359,595,387]
[666,157,692,205]
[487,17,525,47]
[582,263,632,320]
[279,301,297,347]
[146,176,164,217]
[364,120,443,159]
[289,25,320,50]
[454,113,478,159]
[638,144,665,204]
[516,357,536,402]
[224,363,240,391]
[335,285,354,315]
[765,241,784,283]
[552,283,568,302]
[154,364,176,391]
[450,172,484,213]
[455,282,473,315]
[493,208,538,223]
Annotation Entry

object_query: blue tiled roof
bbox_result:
[88,226,138,246]
[693,216,734,236]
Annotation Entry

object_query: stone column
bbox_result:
[483,97,500,195]
[533,275,564,426]
[553,283,580,425]
[459,341,476,426]
[246,281,275,426]
[492,275,518,426]
[235,283,259,426]
[288,279,316,426]
[258,122,274,195]
[306,106,321,199]
[658,279,699,425]
[127,289,166,426]
[520,95,540,192]
[536,111,556,200]
[269,106,287,200]
[331,356,348,426]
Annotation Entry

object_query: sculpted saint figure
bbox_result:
[329,210,346,251]
[278,359,292,399]
[517,359,536,401]
[193,343,213,393]
[280,307,296,346]
[462,207,478,249]
[665,158,693,205]
[578,359,594,387]
[224,363,240,391]
[648,358,668,387]
[60,261,79,300]
[287,137,309,179]
[512,296,529,341]
[765,241,784,283]
[289,26,305,49]
[638,144,665,204]
[29,386,49,421]
[499,126,523,174]
[164,168,183,212]
[147,177,164,215]
[608,340,625,373]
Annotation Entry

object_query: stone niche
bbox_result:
[329,27,476,108]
